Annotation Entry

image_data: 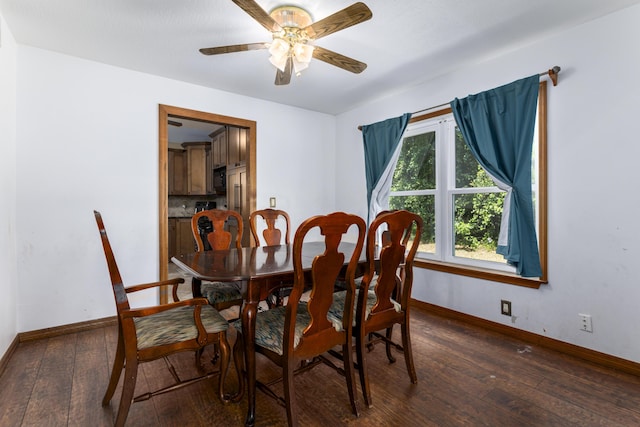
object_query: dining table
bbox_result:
[171,241,365,427]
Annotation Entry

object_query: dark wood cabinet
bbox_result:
[227,165,249,246]
[210,129,227,169]
[168,148,187,195]
[174,141,212,196]
[169,217,194,259]
[227,127,247,167]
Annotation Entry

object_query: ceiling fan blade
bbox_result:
[199,42,268,55]
[168,120,183,127]
[232,0,282,32]
[304,2,372,40]
[312,46,367,74]
[275,57,293,85]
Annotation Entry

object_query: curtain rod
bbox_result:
[358,66,561,131]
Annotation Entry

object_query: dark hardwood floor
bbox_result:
[2,305,640,426]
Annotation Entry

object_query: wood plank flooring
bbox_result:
[2,305,640,426]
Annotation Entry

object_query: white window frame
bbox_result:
[391,114,516,273]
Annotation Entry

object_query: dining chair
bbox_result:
[249,208,292,307]
[232,212,366,427]
[249,208,291,246]
[190,209,244,312]
[94,211,233,427]
[332,209,423,408]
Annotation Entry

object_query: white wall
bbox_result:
[14,46,335,332]
[335,4,640,363]
[0,12,18,357]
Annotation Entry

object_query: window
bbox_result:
[388,84,547,287]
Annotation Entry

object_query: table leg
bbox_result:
[242,280,259,427]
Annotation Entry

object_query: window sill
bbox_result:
[415,259,547,289]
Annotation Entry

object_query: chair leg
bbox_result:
[192,277,202,298]
[385,326,396,363]
[355,331,372,408]
[114,352,139,427]
[283,358,297,427]
[342,340,360,417]
[195,347,205,370]
[103,332,125,406]
[401,321,417,384]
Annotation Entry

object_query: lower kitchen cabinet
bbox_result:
[168,217,195,259]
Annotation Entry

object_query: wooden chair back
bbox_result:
[287,212,366,359]
[94,210,130,313]
[191,209,243,251]
[360,209,422,326]
[355,209,423,407]
[249,208,291,246]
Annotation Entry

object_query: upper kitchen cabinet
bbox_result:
[181,141,213,195]
[227,126,248,167]
[210,128,227,169]
[168,148,187,196]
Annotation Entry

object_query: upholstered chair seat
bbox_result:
[201,281,243,306]
[231,302,346,356]
[134,305,229,349]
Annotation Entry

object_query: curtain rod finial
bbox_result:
[549,66,560,86]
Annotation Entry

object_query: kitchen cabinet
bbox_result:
[182,141,212,195]
[227,127,248,167]
[168,148,187,195]
[210,129,227,169]
[168,217,194,259]
[227,165,249,246]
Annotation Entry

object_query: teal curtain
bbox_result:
[362,113,411,222]
[451,75,541,277]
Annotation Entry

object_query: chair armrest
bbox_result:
[125,277,185,293]
[120,296,209,319]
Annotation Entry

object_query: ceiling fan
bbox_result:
[199,0,372,85]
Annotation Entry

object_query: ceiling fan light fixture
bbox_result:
[269,53,288,72]
[292,43,314,75]
[268,37,289,71]
[292,57,308,76]
[293,43,314,63]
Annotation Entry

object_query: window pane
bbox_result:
[453,192,506,263]
[455,128,493,188]
[392,131,436,191]
[389,195,435,254]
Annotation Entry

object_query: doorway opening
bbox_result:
[158,104,256,304]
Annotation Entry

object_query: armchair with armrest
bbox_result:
[94,210,234,427]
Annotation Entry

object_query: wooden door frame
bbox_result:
[158,104,257,304]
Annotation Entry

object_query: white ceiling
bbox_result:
[2,0,640,115]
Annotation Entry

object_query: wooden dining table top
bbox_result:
[171,241,365,283]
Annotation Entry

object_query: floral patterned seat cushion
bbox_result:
[201,281,243,304]
[231,302,344,356]
[134,304,228,349]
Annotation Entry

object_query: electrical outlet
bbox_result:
[501,300,512,316]
[579,313,593,332]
